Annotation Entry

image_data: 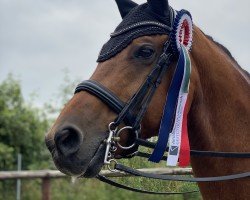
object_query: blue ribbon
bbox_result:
[149,47,186,163]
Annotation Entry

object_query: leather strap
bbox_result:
[190,150,250,158]
[135,138,250,158]
[115,163,250,182]
[96,175,199,195]
[75,80,125,113]
[112,41,173,129]
[75,80,135,125]
[136,151,168,161]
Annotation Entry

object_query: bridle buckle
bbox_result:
[104,123,140,166]
[104,123,118,165]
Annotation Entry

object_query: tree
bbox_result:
[0,74,50,170]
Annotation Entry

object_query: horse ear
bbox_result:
[115,0,138,18]
[147,0,170,18]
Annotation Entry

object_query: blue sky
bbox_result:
[0,0,249,107]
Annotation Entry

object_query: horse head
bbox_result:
[45,0,183,178]
[45,0,250,198]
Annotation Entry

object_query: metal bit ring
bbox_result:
[116,126,139,150]
[107,159,118,172]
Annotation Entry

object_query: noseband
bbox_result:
[74,12,250,195]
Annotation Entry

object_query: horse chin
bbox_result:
[81,142,106,178]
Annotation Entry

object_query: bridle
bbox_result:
[75,40,174,164]
[74,14,250,196]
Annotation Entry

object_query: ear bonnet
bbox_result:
[97,0,175,62]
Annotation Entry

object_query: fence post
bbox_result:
[16,153,22,200]
[42,177,50,200]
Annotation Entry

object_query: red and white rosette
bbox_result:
[170,10,193,53]
[166,10,193,167]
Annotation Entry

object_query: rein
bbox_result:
[74,9,250,195]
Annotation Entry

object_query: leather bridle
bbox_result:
[74,33,250,195]
[75,40,173,163]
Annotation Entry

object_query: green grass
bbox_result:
[0,175,201,200]
[0,147,201,200]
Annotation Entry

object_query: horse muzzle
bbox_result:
[45,125,106,177]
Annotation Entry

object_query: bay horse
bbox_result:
[45,0,250,199]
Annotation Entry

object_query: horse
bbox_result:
[45,0,250,199]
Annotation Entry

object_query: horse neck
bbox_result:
[189,27,249,154]
[189,27,250,199]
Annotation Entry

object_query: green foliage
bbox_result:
[0,74,50,170]
[43,69,80,116]
[49,178,199,200]
[0,178,201,200]
[0,143,14,169]
[0,73,201,200]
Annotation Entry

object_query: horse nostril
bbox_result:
[55,126,83,157]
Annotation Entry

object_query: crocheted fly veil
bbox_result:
[97,0,175,62]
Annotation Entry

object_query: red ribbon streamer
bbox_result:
[179,101,190,167]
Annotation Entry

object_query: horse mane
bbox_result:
[205,34,250,78]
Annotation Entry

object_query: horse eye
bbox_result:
[135,46,155,59]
